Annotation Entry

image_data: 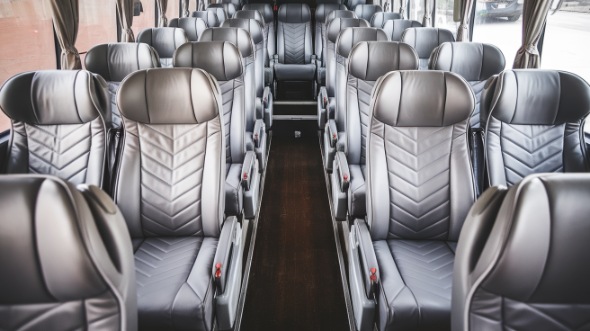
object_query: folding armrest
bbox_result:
[248,120,268,173]
[106,128,122,193]
[330,151,350,220]
[241,150,261,218]
[214,216,243,330]
[322,119,339,172]
[262,86,273,130]
[317,86,329,129]
[348,219,378,331]
[469,127,486,196]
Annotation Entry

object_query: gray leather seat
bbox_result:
[315,4,348,86]
[323,27,387,173]
[221,0,242,11]
[482,70,590,187]
[175,40,262,219]
[401,27,455,69]
[0,175,137,331]
[85,43,161,129]
[136,27,188,67]
[348,71,476,331]
[453,173,590,331]
[208,3,236,20]
[0,70,110,188]
[114,68,243,331]
[273,4,316,84]
[354,4,382,22]
[169,17,208,41]
[233,10,268,81]
[330,41,418,221]
[370,12,401,28]
[242,3,275,85]
[192,10,220,27]
[382,19,422,41]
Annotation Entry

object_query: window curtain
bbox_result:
[49,0,81,69]
[116,0,135,42]
[513,0,552,68]
[157,0,168,27]
[456,0,475,41]
[422,0,433,26]
[181,0,190,17]
[400,0,407,19]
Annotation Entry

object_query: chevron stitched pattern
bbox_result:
[282,23,308,64]
[0,292,120,330]
[469,80,486,129]
[498,123,565,186]
[108,82,122,129]
[218,80,237,165]
[138,124,207,237]
[25,121,101,185]
[385,126,453,240]
[357,79,375,165]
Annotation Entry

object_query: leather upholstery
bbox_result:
[315,4,348,62]
[136,28,188,67]
[234,8,265,25]
[169,17,208,41]
[192,10,220,28]
[85,43,161,129]
[206,6,228,26]
[353,4,382,22]
[382,19,422,41]
[114,68,225,330]
[208,3,236,18]
[0,70,109,187]
[367,71,476,331]
[370,12,401,28]
[483,70,590,187]
[0,175,136,331]
[401,28,455,69]
[429,42,505,128]
[276,3,312,65]
[242,4,275,67]
[453,174,590,331]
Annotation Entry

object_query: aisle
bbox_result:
[239,120,350,331]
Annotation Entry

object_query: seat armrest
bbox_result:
[318,87,328,129]
[262,87,273,130]
[335,151,350,192]
[272,54,278,64]
[262,86,271,109]
[469,127,486,196]
[311,54,317,66]
[213,216,239,294]
[327,119,338,148]
[252,120,265,149]
[241,151,257,191]
[352,219,379,298]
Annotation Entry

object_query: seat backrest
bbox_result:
[483,70,590,187]
[114,68,225,239]
[348,0,366,10]
[453,173,590,331]
[206,6,229,25]
[370,12,401,28]
[208,3,236,19]
[233,10,268,65]
[367,71,476,241]
[169,17,207,41]
[429,42,505,128]
[222,0,242,10]
[315,4,348,61]
[136,27,188,67]
[0,175,136,331]
[192,10,220,27]
[382,19,422,41]
[401,27,455,69]
[353,4,382,22]
[325,17,368,97]
[85,43,161,129]
[0,70,110,187]
[242,3,275,62]
[276,3,313,64]
[346,41,418,167]
[334,27,387,131]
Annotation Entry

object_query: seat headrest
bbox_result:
[242,3,274,25]
[336,27,388,58]
[199,27,255,58]
[370,12,401,28]
[327,18,369,43]
[0,175,111,303]
[353,4,383,21]
[488,70,590,125]
[136,27,188,58]
[429,42,505,82]
[349,41,419,81]
[222,18,264,44]
[372,71,475,127]
[168,17,207,41]
[206,6,228,23]
[315,4,348,22]
[325,9,357,24]
[208,3,236,17]
[118,68,221,124]
[174,41,243,82]
[233,9,266,25]
[192,10,220,27]
[85,43,161,82]
[0,70,107,125]
[277,3,311,23]
[479,173,590,303]
[401,27,455,59]
[383,19,422,41]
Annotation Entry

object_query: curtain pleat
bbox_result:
[456,0,475,41]
[49,0,81,69]
[181,0,190,17]
[422,0,433,27]
[116,0,135,42]
[157,0,169,27]
[513,0,552,68]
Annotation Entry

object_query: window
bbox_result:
[0,0,56,132]
[409,0,425,22]
[132,0,156,36]
[78,1,117,67]
[435,0,460,36]
[165,0,180,22]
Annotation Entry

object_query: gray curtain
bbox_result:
[422,0,433,27]
[181,0,190,17]
[116,0,135,42]
[400,0,407,19]
[157,0,168,27]
[456,0,475,41]
[49,0,81,69]
[513,0,552,68]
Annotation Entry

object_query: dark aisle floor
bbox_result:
[240,120,350,331]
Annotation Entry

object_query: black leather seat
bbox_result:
[169,17,208,41]
[136,27,188,67]
[0,70,110,188]
[114,68,243,331]
[330,41,418,221]
[0,175,137,331]
[348,71,476,331]
[242,3,275,86]
[315,4,348,86]
[370,12,401,28]
[354,4,382,22]
[453,173,590,331]
[401,27,455,69]
[383,19,422,41]
[191,10,220,27]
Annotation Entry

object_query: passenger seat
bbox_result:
[370,12,401,28]
[136,27,188,67]
[401,27,455,69]
[242,3,275,86]
[208,3,236,20]
[353,4,382,22]
[314,4,348,86]
[169,17,207,41]
[382,18,422,41]
[192,10,221,27]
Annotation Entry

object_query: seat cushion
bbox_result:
[134,237,218,331]
[274,63,316,81]
[374,240,455,331]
